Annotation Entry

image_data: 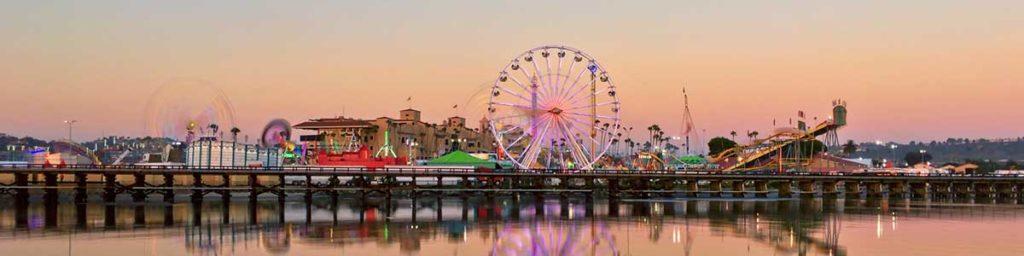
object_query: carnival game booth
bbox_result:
[670,155,712,171]
[315,145,407,169]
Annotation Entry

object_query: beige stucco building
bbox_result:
[294,109,496,163]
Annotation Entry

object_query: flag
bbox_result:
[798,111,805,119]
[452,104,458,109]
[406,97,412,101]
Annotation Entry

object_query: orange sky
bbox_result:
[1,1,1022,143]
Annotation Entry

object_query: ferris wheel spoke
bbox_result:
[530,56,544,86]
[564,112,619,122]
[516,63,540,100]
[520,117,554,168]
[566,119,606,147]
[560,101,619,112]
[506,130,530,149]
[496,85,533,103]
[491,113,530,123]
[492,101,534,110]
[526,75,555,107]
[516,67,533,85]
[554,53,564,90]
[565,119,614,158]
[561,79,597,109]
[517,114,552,154]
[556,66,591,104]
[558,120,592,165]
[543,53,553,91]
[557,121,586,166]
[564,87,610,108]
[506,75,532,95]
[556,59,577,97]
[495,123,524,135]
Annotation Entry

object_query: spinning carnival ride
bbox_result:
[488,45,621,170]
[262,119,302,163]
[144,79,236,143]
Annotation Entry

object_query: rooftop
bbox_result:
[294,117,374,130]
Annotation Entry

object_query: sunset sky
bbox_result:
[1,1,1022,143]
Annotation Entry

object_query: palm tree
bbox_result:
[229,127,241,165]
[615,132,623,155]
[647,126,655,145]
[230,127,241,142]
[647,124,662,148]
[659,130,666,148]
[841,140,858,156]
[751,131,759,141]
[610,138,620,156]
[729,131,737,141]
[208,124,219,137]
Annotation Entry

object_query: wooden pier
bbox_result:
[3,165,1024,204]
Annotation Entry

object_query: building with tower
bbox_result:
[294,108,496,164]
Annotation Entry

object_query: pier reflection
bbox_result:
[0,196,1021,255]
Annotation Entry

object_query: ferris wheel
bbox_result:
[488,45,620,170]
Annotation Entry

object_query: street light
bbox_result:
[889,144,898,167]
[64,120,78,142]
[919,149,927,167]
[405,139,419,164]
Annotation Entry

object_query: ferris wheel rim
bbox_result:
[487,45,621,170]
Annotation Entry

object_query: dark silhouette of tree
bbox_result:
[708,137,738,156]
[904,151,933,166]
[841,140,857,156]
[782,140,827,158]
[1006,160,1020,170]
[665,143,680,155]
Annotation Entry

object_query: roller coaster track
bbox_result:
[713,120,843,172]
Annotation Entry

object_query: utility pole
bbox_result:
[64,120,78,142]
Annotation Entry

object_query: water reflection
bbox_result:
[0,196,1022,255]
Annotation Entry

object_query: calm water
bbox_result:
[0,195,1022,255]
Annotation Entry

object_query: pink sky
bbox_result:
[1,1,1022,143]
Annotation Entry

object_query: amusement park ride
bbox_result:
[487,45,620,170]
[709,101,849,172]
[25,45,850,173]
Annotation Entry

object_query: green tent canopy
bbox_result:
[426,150,496,168]
[672,155,707,165]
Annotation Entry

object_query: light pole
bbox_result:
[919,149,927,167]
[64,120,78,142]
[406,139,418,164]
[889,144,898,167]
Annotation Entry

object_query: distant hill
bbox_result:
[851,138,1024,164]
[1,133,176,163]
[0,133,49,149]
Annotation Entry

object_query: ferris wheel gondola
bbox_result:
[488,45,620,170]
